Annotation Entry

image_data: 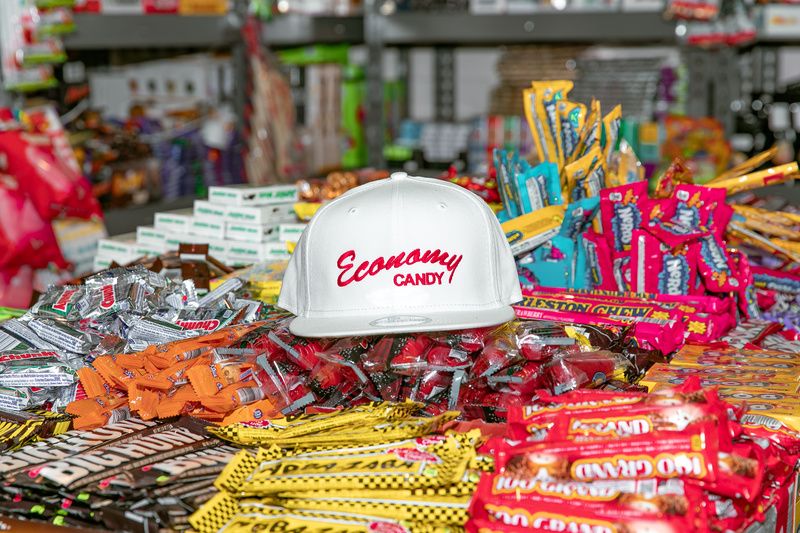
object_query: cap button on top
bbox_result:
[389,172,409,180]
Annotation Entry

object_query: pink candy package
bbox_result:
[631,228,697,296]
[600,181,648,253]
[581,230,616,291]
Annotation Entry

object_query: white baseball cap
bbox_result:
[278,172,522,337]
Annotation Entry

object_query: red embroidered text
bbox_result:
[336,248,463,287]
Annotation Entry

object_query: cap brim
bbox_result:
[287,305,516,338]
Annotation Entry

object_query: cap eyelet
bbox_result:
[438,203,447,210]
[348,208,358,215]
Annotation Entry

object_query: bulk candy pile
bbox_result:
[2,77,800,533]
[69,318,659,430]
[0,265,262,415]
[471,380,800,532]
[191,402,483,533]
[0,416,229,531]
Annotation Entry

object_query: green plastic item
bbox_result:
[23,52,68,67]
[0,307,26,321]
[383,79,406,144]
[384,144,413,161]
[618,119,640,156]
[278,45,350,66]
[341,65,366,168]
[5,78,59,93]
[35,0,75,7]
[37,23,77,37]
[250,0,273,20]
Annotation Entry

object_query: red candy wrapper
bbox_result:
[600,181,648,253]
[582,229,617,291]
[496,422,720,483]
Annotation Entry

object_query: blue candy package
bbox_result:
[559,197,600,241]
[524,236,574,288]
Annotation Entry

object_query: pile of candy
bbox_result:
[727,187,800,333]
[0,416,231,531]
[643,341,800,435]
[504,166,783,348]
[0,265,262,414]
[471,379,800,532]
[498,82,800,349]
[191,401,486,533]
[69,318,661,429]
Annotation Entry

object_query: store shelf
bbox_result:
[64,14,240,49]
[378,11,677,44]
[104,196,196,236]
[262,15,364,45]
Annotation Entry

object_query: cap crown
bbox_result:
[279,173,521,335]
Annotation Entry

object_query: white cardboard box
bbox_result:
[136,226,167,247]
[226,222,279,243]
[154,209,194,233]
[163,233,228,257]
[189,218,226,239]
[278,223,307,243]
[224,203,296,225]
[96,233,139,258]
[208,184,298,206]
[226,242,291,264]
[93,255,114,271]
[193,200,227,220]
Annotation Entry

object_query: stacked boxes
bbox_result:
[94,184,306,270]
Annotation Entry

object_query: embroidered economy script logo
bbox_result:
[336,248,463,287]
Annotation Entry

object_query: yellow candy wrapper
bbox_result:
[607,139,644,188]
[502,204,566,257]
[558,99,586,163]
[280,493,471,525]
[563,146,603,202]
[709,146,778,184]
[571,99,601,164]
[707,162,799,195]
[241,439,472,495]
[209,401,422,446]
[601,104,621,166]
[728,222,800,264]
[219,507,456,533]
[524,81,573,168]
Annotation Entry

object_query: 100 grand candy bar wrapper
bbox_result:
[1,78,800,532]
